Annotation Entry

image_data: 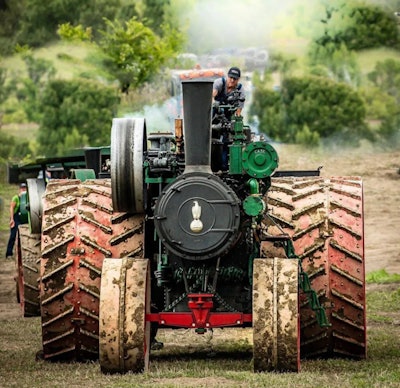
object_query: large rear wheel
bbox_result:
[111,118,146,213]
[267,176,366,359]
[27,178,46,233]
[253,257,299,372]
[16,224,41,317]
[99,258,150,373]
[40,179,144,361]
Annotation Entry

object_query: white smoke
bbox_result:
[180,0,296,52]
[125,98,179,134]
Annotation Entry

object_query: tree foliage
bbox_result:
[98,17,184,92]
[251,75,369,146]
[14,53,56,122]
[0,0,179,54]
[366,58,400,147]
[16,0,125,48]
[312,2,400,51]
[37,79,120,156]
[0,1,23,55]
[308,43,361,86]
[142,0,170,36]
[368,58,400,103]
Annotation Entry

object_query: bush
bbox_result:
[37,78,120,155]
[251,75,368,145]
[295,124,320,147]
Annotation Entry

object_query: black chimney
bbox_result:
[181,80,213,173]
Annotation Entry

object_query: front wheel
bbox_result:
[253,258,300,372]
[100,258,150,373]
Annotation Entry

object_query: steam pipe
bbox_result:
[181,80,213,174]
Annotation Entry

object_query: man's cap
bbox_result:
[20,183,27,188]
[228,67,241,79]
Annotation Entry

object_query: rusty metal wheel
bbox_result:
[27,178,46,233]
[253,258,299,372]
[40,179,144,361]
[111,118,147,213]
[267,176,366,359]
[16,225,41,317]
[99,258,150,374]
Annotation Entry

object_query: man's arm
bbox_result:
[212,78,223,101]
[235,87,245,116]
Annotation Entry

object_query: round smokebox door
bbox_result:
[154,172,241,260]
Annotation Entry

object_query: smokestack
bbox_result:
[181,80,213,174]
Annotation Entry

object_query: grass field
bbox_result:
[0,144,399,387]
[1,41,104,80]
[0,286,399,388]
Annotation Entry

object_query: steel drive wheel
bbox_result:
[27,178,46,234]
[253,258,299,372]
[40,179,144,361]
[111,118,147,213]
[16,224,41,317]
[267,176,366,359]
[100,258,150,374]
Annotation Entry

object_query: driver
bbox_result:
[212,66,245,118]
[212,67,245,171]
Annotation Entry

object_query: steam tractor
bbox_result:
[35,80,366,373]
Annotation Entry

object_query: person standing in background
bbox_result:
[5,183,27,259]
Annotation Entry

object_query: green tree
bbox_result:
[0,130,16,162]
[17,0,82,47]
[251,75,369,146]
[368,58,400,103]
[366,58,400,147]
[14,53,56,122]
[37,79,120,156]
[0,67,8,107]
[98,17,184,92]
[308,42,361,86]
[0,1,23,54]
[142,0,170,36]
[15,0,127,48]
[312,2,400,51]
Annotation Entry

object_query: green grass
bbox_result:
[0,290,399,388]
[1,41,104,80]
[366,269,400,284]
[357,47,400,75]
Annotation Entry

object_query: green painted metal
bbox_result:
[228,144,242,174]
[247,178,259,195]
[70,169,96,181]
[242,142,279,178]
[243,195,265,217]
[285,239,331,328]
[229,115,246,175]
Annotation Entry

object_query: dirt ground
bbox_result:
[1,145,399,320]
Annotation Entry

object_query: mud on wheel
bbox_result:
[40,179,144,361]
[266,176,366,359]
[16,224,41,317]
[99,258,150,374]
[253,257,300,372]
